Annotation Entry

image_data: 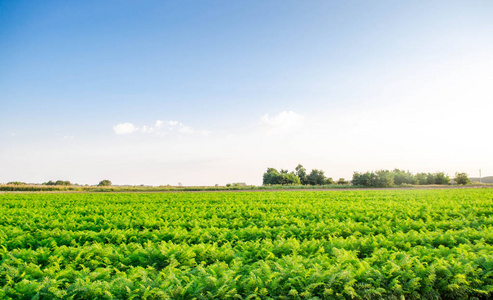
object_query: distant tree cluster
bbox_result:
[337,178,349,185]
[454,172,471,185]
[98,180,112,186]
[263,168,301,185]
[263,166,472,187]
[226,182,247,187]
[351,169,454,187]
[43,180,71,186]
[7,181,27,186]
[263,164,338,185]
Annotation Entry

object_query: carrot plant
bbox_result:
[1,189,493,299]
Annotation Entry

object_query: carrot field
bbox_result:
[1,189,493,299]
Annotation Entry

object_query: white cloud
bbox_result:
[113,123,138,135]
[152,120,195,135]
[113,120,208,137]
[142,126,154,133]
[260,111,305,134]
[177,126,192,134]
[63,135,74,140]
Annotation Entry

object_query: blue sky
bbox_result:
[1,1,492,185]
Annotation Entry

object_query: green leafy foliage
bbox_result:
[43,180,71,186]
[98,179,112,187]
[337,178,349,185]
[5,182,26,186]
[352,170,453,187]
[295,164,308,185]
[266,165,333,186]
[1,189,493,299]
[307,169,327,185]
[262,168,300,185]
[455,173,471,185]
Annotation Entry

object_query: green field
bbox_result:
[1,189,493,299]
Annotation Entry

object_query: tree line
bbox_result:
[5,180,113,187]
[263,165,471,187]
[263,164,348,186]
[43,180,72,186]
[44,180,112,186]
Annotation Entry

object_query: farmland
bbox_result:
[1,189,493,299]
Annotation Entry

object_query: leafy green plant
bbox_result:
[1,189,493,299]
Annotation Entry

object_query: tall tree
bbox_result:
[307,169,326,185]
[295,164,308,185]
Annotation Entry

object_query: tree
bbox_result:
[262,168,300,185]
[7,181,26,185]
[351,172,362,186]
[434,172,450,185]
[392,169,417,185]
[263,168,281,185]
[352,171,395,187]
[307,169,326,185]
[295,164,308,185]
[415,173,428,185]
[279,172,301,185]
[454,172,470,185]
[43,180,71,186]
[352,172,378,187]
[337,178,349,185]
[426,173,436,185]
[375,170,394,187]
[98,180,112,186]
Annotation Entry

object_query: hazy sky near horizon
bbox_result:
[1,1,492,185]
